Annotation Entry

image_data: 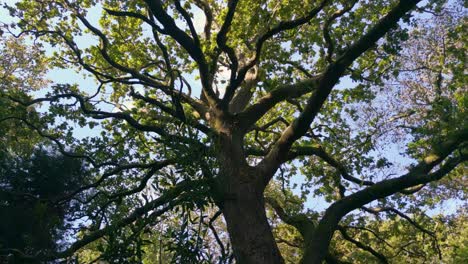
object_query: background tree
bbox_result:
[0,35,91,263]
[0,35,48,155]
[0,147,90,263]
[0,0,466,263]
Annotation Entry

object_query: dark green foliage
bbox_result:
[0,148,88,262]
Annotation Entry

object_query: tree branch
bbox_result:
[225,0,329,107]
[144,0,218,106]
[5,178,211,261]
[301,128,466,263]
[238,77,321,131]
[193,0,213,39]
[289,145,374,186]
[217,0,240,106]
[323,1,358,63]
[258,0,423,186]
[337,226,388,263]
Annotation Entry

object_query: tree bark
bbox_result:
[301,218,340,264]
[215,131,284,264]
[221,176,284,264]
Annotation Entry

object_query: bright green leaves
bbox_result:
[0,36,49,92]
[0,35,49,155]
[332,211,468,263]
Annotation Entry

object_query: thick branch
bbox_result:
[258,0,422,186]
[301,129,466,263]
[144,0,218,105]
[238,77,321,131]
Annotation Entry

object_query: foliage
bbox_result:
[0,147,89,263]
[0,35,49,155]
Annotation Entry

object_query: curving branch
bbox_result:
[301,128,466,263]
[69,3,167,89]
[10,92,168,135]
[223,0,329,107]
[207,210,228,259]
[238,76,321,131]
[193,0,213,39]
[362,206,442,259]
[246,142,374,187]
[282,60,315,79]
[217,0,240,103]
[265,197,314,238]
[322,0,359,63]
[103,8,164,33]
[0,114,184,210]
[53,3,208,119]
[144,0,218,106]
[128,88,211,134]
[289,145,375,186]
[363,207,434,236]
[337,226,388,263]
[174,0,200,46]
[104,6,199,120]
[0,116,106,168]
[344,225,394,249]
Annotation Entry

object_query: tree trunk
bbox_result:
[221,174,284,264]
[301,232,334,264]
[301,206,343,264]
[215,130,284,264]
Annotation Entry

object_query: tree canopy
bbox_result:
[0,0,466,263]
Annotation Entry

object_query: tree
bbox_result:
[0,0,466,263]
[0,35,91,263]
[0,147,90,263]
[0,35,48,155]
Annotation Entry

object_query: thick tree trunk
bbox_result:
[300,206,343,264]
[221,176,284,264]
[215,130,284,264]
